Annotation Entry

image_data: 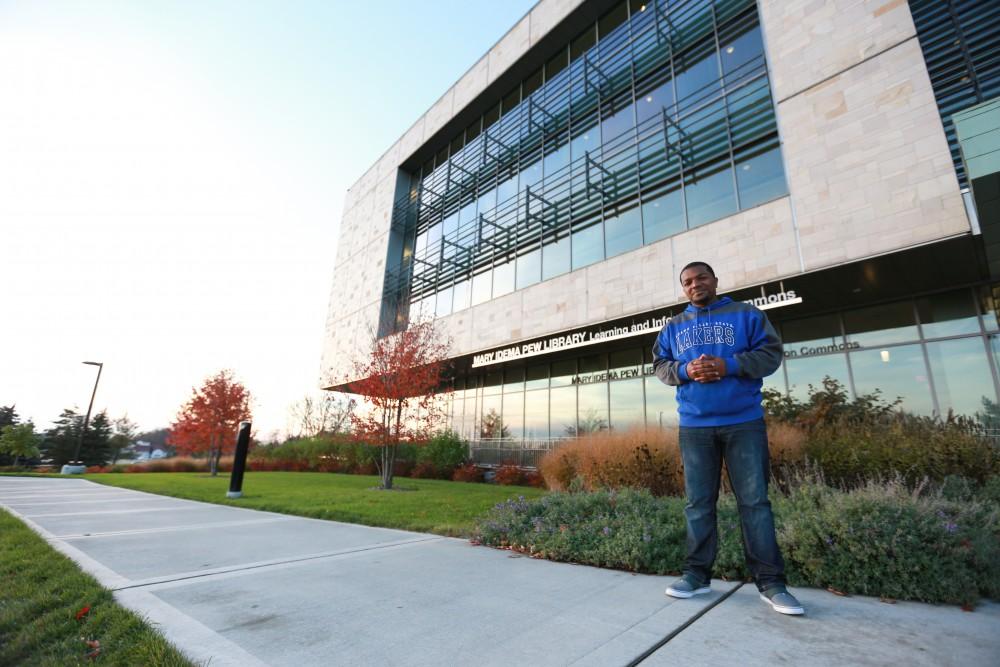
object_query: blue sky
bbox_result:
[0,0,537,438]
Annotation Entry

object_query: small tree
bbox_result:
[168,370,252,476]
[42,408,113,467]
[109,414,139,465]
[347,321,451,490]
[0,423,40,467]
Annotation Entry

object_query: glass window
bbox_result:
[524,67,543,98]
[645,375,677,428]
[785,353,851,402]
[571,125,600,161]
[435,286,453,318]
[685,163,737,228]
[642,186,685,243]
[610,378,645,430]
[602,101,635,144]
[516,249,541,290]
[452,278,471,312]
[483,371,503,396]
[577,383,609,434]
[493,260,515,298]
[480,394,504,438]
[979,286,1000,332]
[844,301,919,347]
[550,386,577,437]
[916,290,981,338]
[609,348,642,378]
[546,48,568,82]
[526,363,548,390]
[471,269,492,306]
[459,200,477,225]
[720,26,764,87]
[675,49,721,107]
[636,78,675,125]
[551,359,577,387]
[542,235,571,280]
[497,175,518,206]
[735,145,787,209]
[477,187,497,218]
[504,367,525,392]
[520,158,544,191]
[782,314,843,350]
[501,86,521,117]
[580,353,606,374]
[927,338,996,418]
[543,141,570,182]
[849,344,934,415]
[503,391,524,439]
[524,389,549,439]
[604,205,643,258]
[572,222,605,269]
[570,25,596,60]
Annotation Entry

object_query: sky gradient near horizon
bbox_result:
[0,0,537,440]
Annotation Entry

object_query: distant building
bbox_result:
[322,0,1000,447]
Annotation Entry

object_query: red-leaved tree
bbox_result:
[347,321,451,490]
[168,369,252,476]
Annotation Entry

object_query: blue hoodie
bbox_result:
[652,296,783,427]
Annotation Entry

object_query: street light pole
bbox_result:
[71,361,103,466]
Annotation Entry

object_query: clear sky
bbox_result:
[0,0,538,440]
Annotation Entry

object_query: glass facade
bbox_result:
[382,0,787,334]
[447,285,1000,440]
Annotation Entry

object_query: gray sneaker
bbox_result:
[665,575,711,599]
[759,587,805,615]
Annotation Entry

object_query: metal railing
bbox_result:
[467,437,572,469]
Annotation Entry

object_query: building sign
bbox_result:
[571,365,654,384]
[470,288,804,368]
[784,341,860,358]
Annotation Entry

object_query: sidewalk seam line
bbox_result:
[111,536,444,592]
[626,582,745,666]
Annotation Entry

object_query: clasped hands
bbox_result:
[686,354,726,383]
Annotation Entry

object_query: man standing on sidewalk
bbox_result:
[652,261,804,615]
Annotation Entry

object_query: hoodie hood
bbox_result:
[684,295,733,314]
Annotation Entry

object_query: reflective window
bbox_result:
[577,383,609,434]
[480,394,504,437]
[785,354,851,402]
[636,78,675,125]
[927,338,996,418]
[452,278,471,312]
[572,222,605,269]
[483,371,503,396]
[844,301,919,347]
[720,26,763,87]
[916,290,980,338]
[735,145,787,209]
[610,378,645,430]
[602,101,636,144]
[526,363,549,390]
[516,249,542,290]
[503,391,525,439]
[497,175,519,207]
[493,260,515,298]
[543,141,570,182]
[685,162,737,228]
[642,186,685,243]
[609,348,642,377]
[542,235,571,280]
[645,376,677,428]
[551,359,577,387]
[524,389,549,438]
[520,159,544,191]
[782,314,843,350]
[435,286,453,318]
[675,49,721,106]
[849,345,934,415]
[570,125,600,162]
[604,205,643,258]
[504,367,525,393]
[471,270,492,306]
[979,286,1000,332]
[550,386,577,436]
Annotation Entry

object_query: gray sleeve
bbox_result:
[652,329,687,386]
[734,311,783,379]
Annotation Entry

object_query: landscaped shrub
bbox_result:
[537,428,684,496]
[764,377,999,487]
[126,457,207,473]
[416,431,467,478]
[411,462,440,479]
[473,480,1000,606]
[494,464,525,486]
[452,463,484,483]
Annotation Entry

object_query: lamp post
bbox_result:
[64,361,103,474]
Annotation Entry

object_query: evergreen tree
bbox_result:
[43,409,113,467]
[0,405,18,466]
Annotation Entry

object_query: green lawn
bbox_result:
[0,508,193,666]
[85,472,546,536]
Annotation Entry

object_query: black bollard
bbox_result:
[227,421,252,499]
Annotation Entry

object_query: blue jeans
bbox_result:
[678,418,786,591]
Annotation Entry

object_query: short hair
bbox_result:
[679,261,715,281]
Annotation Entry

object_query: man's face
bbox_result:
[680,266,719,306]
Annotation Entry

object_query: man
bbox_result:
[652,261,804,616]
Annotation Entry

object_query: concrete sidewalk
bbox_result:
[2,477,997,666]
